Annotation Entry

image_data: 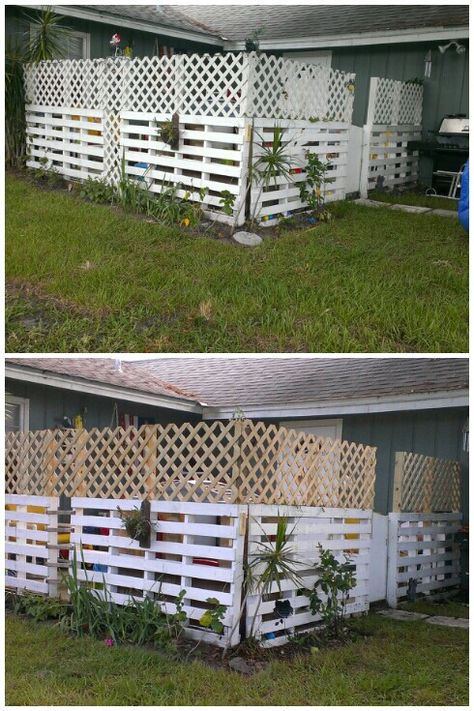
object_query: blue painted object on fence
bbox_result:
[458,160,469,231]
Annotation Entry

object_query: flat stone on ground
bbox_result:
[353,198,387,207]
[430,208,458,217]
[390,203,432,214]
[425,615,469,629]
[377,609,429,621]
[229,656,253,674]
[232,231,262,246]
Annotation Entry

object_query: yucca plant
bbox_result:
[247,516,303,636]
[5,7,70,167]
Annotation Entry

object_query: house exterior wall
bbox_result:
[265,407,469,521]
[5,379,200,430]
[6,7,218,58]
[6,379,468,521]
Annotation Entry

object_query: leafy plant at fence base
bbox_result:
[219,189,236,217]
[303,544,356,638]
[60,548,188,653]
[199,597,227,635]
[298,152,334,216]
[6,590,66,622]
[80,176,117,204]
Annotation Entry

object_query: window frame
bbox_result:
[29,24,91,59]
[5,395,30,432]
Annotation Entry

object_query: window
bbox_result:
[30,25,90,59]
[5,395,29,433]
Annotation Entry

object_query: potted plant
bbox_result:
[159,112,180,150]
[117,501,153,548]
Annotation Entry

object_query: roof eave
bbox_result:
[202,389,469,420]
[39,5,224,46]
[5,364,204,415]
[224,25,469,51]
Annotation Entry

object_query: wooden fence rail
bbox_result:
[5,421,376,510]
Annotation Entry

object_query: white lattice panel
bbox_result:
[387,512,462,606]
[5,494,59,596]
[26,106,105,180]
[121,113,248,224]
[24,52,355,122]
[246,505,372,646]
[70,498,245,647]
[250,118,351,225]
[248,55,355,122]
[366,126,421,191]
[372,78,423,126]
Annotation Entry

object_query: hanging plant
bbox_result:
[117,501,153,548]
[159,112,180,150]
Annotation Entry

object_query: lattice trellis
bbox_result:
[24,52,355,122]
[5,421,376,509]
[371,77,423,126]
[396,451,462,513]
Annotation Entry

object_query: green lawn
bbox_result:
[369,191,457,211]
[6,611,468,705]
[6,175,468,353]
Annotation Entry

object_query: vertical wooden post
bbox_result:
[386,512,400,608]
[360,76,378,198]
[392,451,406,513]
[47,496,59,598]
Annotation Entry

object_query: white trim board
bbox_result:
[45,6,223,46]
[203,390,469,420]
[5,365,203,414]
[225,26,469,51]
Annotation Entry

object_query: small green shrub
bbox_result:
[199,597,227,635]
[299,152,334,216]
[219,190,236,217]
[303,544,356,637]
[6,590,66,622]
[80,177,117,204]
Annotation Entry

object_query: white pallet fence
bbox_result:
[250,118,350,226]
[246,505,372,647]
[23,52,355,224]
[5,494,63,597]
[121,113,249,225]
[70,497,246,647]
[360,77,423,197]
[386,512,462,607]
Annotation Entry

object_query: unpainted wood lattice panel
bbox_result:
[400,452,462,513]
[5,422,376,509]
[372,77,423,126]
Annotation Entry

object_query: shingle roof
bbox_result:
[134,358,468,407]
[85,5,222,38]
[6,358,200,403]
[172,5,469,42]
[7,358,468,411]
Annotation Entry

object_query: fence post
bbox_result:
[360,77,378,198]
[392,451,406,512]
[386,512,400,607]
[46,496,60,598]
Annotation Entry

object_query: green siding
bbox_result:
[6,7,217,58]
[6,379,200,430]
